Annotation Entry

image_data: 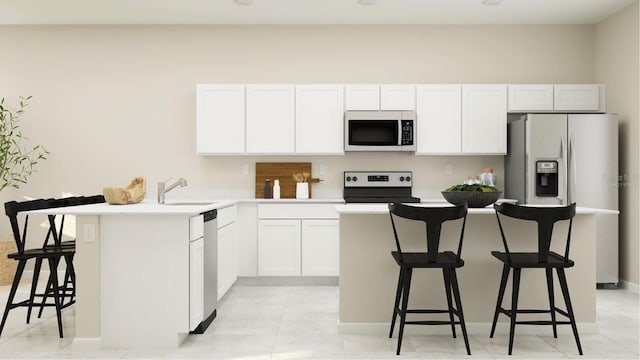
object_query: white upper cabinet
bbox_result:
[246,85,295,154]
[462,85,507,154]
[554,84,603,111]
[507,84,554,112]
[508,84,605,112]
[196,85,245,154]
[344,85,380,110]
[380,85,416,110]
[295,85,345,154]
[415,85,462,154]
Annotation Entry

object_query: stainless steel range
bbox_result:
[343,171,421,203]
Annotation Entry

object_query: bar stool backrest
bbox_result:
[493,202,577,263]
[388,203,468,263]
[4,195,105,254]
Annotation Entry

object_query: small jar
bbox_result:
[466,175,481,185]
[264,179,272,199]
[480,168,497,187]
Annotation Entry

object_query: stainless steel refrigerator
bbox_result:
[505,113,619,285]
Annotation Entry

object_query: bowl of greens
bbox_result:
[441,184,502,208]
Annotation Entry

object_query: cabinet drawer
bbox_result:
[217,205,237,229]
[190,215,204,241]
[258,203,339,219]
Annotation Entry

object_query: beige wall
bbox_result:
[596,2,640,286]
[0,25,597,239]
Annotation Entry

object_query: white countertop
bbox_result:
[335,203,619,215]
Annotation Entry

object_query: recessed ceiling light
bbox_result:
[358,0,378,6]
[234,0,253,5]
[481,0,502,5]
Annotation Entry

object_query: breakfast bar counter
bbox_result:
[335,203,612,335]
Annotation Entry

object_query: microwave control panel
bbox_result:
[401,120,414,145]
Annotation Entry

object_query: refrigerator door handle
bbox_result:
[559,135,568,204]
[569,133,577,204]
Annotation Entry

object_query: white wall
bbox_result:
[0,24,597,239]
[596,2,640,286]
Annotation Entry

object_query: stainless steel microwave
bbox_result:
[344,110,416,152]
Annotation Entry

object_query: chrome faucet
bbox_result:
[157,178,188,204]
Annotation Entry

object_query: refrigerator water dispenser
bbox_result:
[535,161,558,197]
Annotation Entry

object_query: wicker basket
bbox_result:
[441,191,502,208]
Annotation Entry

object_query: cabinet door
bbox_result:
[507,84,554,112]
[295,85,345,154]
[196,85,245,154]
[415,85,461,154]
[246,85,295,153]
[462,85,507,154]
[345,85,380,110]
[189,238,204,330]
[554,84,602,111]
[301,220,339,276]
[258,220,301,276]
[217,223,237,301]
[380,85,416,110]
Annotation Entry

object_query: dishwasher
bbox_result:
[191,209,217,334]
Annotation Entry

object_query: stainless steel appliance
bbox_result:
[344,110,416,152]
[343,171,420,203]
[191,209,218,334]
[505,113,619,285]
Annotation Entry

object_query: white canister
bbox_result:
[296,182,309,199]
[480,168,497,187]
[273,179,281,199]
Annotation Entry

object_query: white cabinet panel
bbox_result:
[554,84,602,111]
[236,203,258,277]
[246,85,295,153]
[189,238,204,330]
[415,85,462,154]
[257,203,339,220]
[301,220,339,276]
[258,219,301,276]
[462,85,507,154]
[380,85,416,110]
[345,85,380,110]
[217,223,236,301]
[196,85,245,154]
[507,84,554,112]
[295,85,345,154]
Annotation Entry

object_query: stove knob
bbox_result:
[346,176,352,182]
[352,176,358,182]
[399,176,405,181]
[406,176,411,182]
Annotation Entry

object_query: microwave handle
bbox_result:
[398,119,403,146]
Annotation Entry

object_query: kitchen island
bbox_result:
[335,203,617,335]
[30,200,235,349]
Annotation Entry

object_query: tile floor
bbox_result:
[0,281,638,359]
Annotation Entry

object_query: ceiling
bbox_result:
[0,0,636,25]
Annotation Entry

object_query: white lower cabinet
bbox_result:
[188,237,204,331]
[301,220,339,276]
[217,205,238,301]
[258,219,302,276]
[257,203,339,277]
[217,223,237,301]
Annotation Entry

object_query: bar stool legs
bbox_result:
[389,267,470,356]
[489,266,583,356]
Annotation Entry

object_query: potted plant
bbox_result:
[0,96,48,285]
[0,96,48,191]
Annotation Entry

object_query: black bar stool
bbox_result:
[490,202,582,355]
[388,202,471,356]
[0,195,105,338]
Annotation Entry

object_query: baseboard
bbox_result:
[71,337,102,350]
[337,321,598,336]
[235,276,338,286]
[619,279,640,293]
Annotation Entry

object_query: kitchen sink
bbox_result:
[163,201,217,206]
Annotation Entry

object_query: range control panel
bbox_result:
[344,171,413,187]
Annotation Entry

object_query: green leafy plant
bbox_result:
[444,184,498,192]
[0,96,48,191]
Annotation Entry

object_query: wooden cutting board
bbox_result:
[255,162,312,199]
